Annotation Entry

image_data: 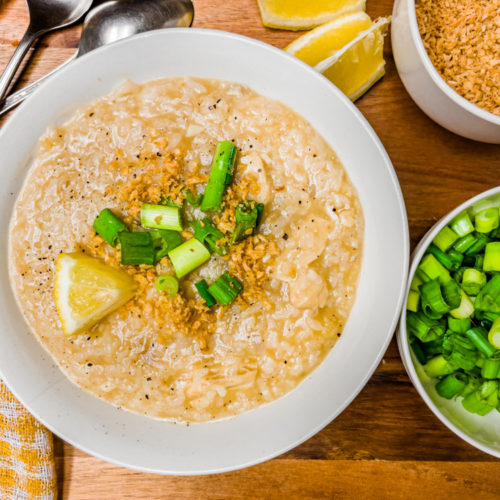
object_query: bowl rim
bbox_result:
[405,0,500,126]
[398,185,500,458]
[0,27,409,474]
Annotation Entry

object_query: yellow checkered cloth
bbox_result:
[0,381,57,499]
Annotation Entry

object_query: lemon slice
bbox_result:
[315,17,391,101]
[285,11,373,67]
[257,0,366,31]
[54,253,137,335]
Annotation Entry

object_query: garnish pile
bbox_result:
[56,140,278,344]
[407,204,500,416]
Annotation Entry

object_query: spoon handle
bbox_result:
[0,53,77,117]
[0,28,39,101]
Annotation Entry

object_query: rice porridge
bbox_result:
[9,77,363,422]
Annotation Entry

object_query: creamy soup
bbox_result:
[9,77,363,422]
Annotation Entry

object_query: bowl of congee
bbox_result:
[0,29,408,474]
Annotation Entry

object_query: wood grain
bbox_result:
[1,0,500,498]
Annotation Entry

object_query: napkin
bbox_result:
[0,381,57,499]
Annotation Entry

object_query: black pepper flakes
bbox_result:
[282,233,289,240]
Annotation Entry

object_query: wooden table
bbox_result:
[1,0,499,497]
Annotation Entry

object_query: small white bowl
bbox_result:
[391,0,500,144]
[0,29,408,474]
[398,186,500,458]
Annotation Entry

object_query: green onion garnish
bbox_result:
[483,242,500,272]
[418,254,451,285]
[201,141,237,213]
[119,232,155,266]
[461,268,486,296]
[231,201,264,244]
[423,355,456,378]
[191,218,228,256]
[453,233,477,254]
[406,311,445,342]
[420,279,450,318]
[151,229,183,263]
[168,238,210,278]
[475,274,500,313]
[450,211,474,237]
[435,373,468,399]
[406,289,420,312]
[488,317,500,349]
[464,327,496,357]
[433,226,459,252]
[195,279,216,307]
[475,208,499,234]
[208,272,243,306]
[93,208,128,247]
[155,275,179,296]
[140,203,183,231]
[185,190,203,207]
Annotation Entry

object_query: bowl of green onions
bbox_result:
[398,186,500,457]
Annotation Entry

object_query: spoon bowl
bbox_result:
[0,0,194,114]
[0,0,93,100]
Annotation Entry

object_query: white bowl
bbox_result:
[398,186,500,458]
[0,29,408,474]
[391,0,500,143]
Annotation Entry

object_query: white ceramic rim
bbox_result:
[406,0,500,126]
[398,186,500,458]
[0,28,409,474]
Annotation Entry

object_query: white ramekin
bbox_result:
[398,186,500,458]
[391,0,500,144]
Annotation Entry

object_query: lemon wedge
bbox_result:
[285,11,373,67]
[54,252,137,335]
[257,0,366,31]
[315,16,391,101]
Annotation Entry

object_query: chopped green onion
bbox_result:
[119,232,155,266]
[411,339,427,364]
[441,280,461,309]
[407,311,446,342]
[185,190,203,207]
[140,204,183,231]
[93,208,128,247]
[208,272,243,306]
[168,238,211,278]
[420,279,450,318]
[423,355,456,378]
[426,244,461,271]
[461,268,487,296]
[474,254,485,270]
[449,289,474,319]
[475,274,500,313]
[465,233,489,255]
[450,211,474,237]
[465,327,496,357]
[410,274,424,292]
[191,218,228,256]
[195,279,216,307]
[436,373,468,399]
[201,141,237,213]
[462,391,495,416]
[406,289,420,312]
[475,208,499,234]
[453,233,477,254]
[155,275,179,296]
[488,317,500,349]
[231,201,264,244]
[433,226,459,252]
[447,317,471,334]
[483,242,500,272]
[442,331,478,370]
[151,230,183,263]
[482,356,500,379]
[418,254,451,285]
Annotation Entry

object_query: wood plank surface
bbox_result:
[1,0,500,498]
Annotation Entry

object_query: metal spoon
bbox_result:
[0,0,194,116]
[0,0,93,101]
